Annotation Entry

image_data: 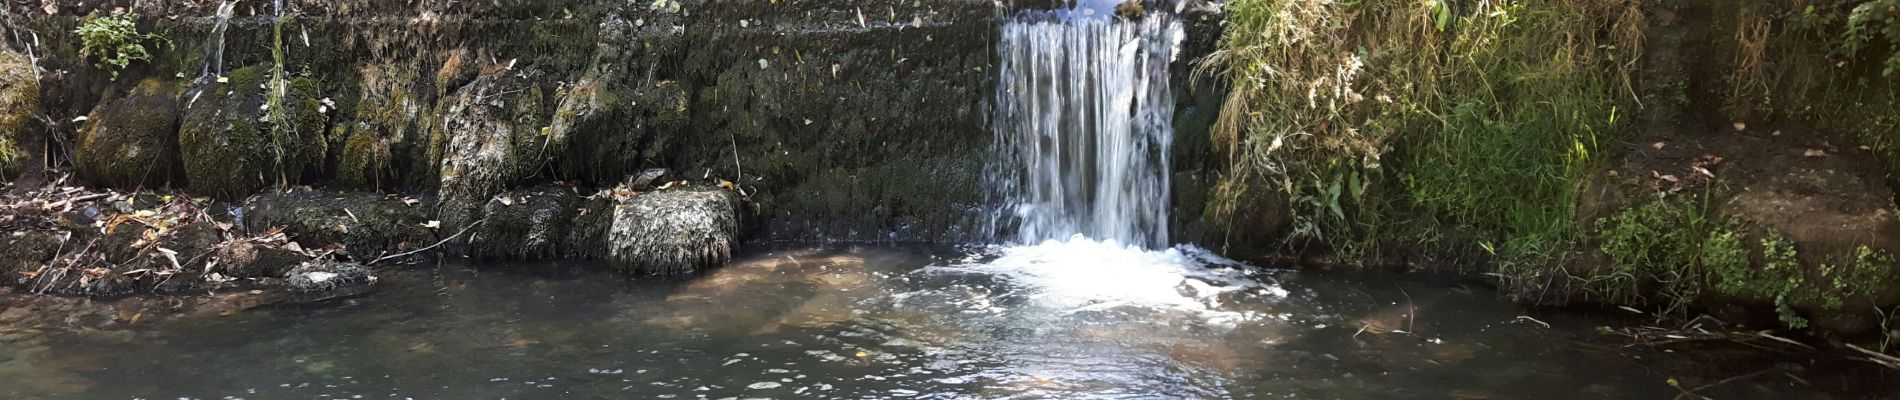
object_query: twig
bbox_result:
[366,219,485,266]
[1847,343,1900,369]
[1686,368,1775,394]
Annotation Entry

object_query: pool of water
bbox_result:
[0,238,1890,399]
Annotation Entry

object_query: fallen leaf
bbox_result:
[1651,141,1666,150]
[421,220,441,229]
[1804,149,1828,158]
[498,196,515,206]
[1693,166,1715,178]
[1659,175,1679,182]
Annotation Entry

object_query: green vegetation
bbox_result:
[75,12,162,79]
[1590,195,1744,314]
[1201,0,1641,265]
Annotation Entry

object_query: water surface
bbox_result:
[1,239,1887,399]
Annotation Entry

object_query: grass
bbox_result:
[1201,0,1642,268]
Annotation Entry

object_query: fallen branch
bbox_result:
[366,219,486,266]
[1846,343,1900,369]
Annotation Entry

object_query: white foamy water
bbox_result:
[918,235,1281,328]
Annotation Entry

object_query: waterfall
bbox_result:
[202,1,237,78]
[988,2,1184,249]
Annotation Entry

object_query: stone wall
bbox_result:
[5,0,1015,243]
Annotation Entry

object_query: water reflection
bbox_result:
[0,240,1890,399]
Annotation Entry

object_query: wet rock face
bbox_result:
[606,188,742,274]
[0,48,37,178]
[26,0,1011,244]
[434,74,550,233]
[464,187,580,260]
[73,79,185,189]
[178,66,330,199]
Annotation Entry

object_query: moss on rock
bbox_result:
[243,189,435,259]
[0,48,39,178]
[73,78,185,189]
[178,66,331,199]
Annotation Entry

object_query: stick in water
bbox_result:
[368,219,487,266]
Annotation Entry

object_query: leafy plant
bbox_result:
[1843,0,1900,76]
[75,12,163,79]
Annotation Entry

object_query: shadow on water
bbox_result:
[1,242,1896,399]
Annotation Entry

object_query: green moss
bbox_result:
[74,78,184,189]
[0,49,36,177]
[337,127,392,189]
[180,66,273,199]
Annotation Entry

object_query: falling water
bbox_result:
[201,1,237,78]
[989,2,1184,248]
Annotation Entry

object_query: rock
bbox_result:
[73,78,185,189]
[337,63,430,190]
[0,231,64,287]
[606,187,742,274]
[632,168,669,190]
[550,16,689,185]
[285,261,374,295]
[434,74,550,232]
[178,66,329,199]
[214,241,308,278]
[0,47,39,179]
[243,189,434,258]
[464,187,579,260]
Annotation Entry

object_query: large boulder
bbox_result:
[178,66,330,199]
[0,48,38,179]
[73,79,184,189]
[605,188,742,275]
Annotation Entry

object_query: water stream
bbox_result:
[1,245,1876,399]
[989,3,1181,248]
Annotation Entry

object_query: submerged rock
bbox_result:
[606,188,742,275]
[285,261,374,292]
[73,79,185,189]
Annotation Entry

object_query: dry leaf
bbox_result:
[1659,175,1679,182]
[1804,149,1828,158]
[421,220,441,229]
[1651,141,1667,150]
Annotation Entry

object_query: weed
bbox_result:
[75,12,163,80]
[1200,0,1642,264]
